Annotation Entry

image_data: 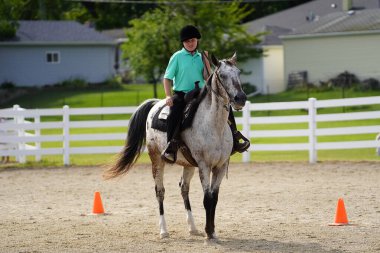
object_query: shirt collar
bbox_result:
[181,47,199,56]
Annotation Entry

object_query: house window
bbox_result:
[46,51,60,64]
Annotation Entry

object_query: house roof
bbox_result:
[245,0,380,45]
[2,20,115,45]
[100,28,127,40]
[287,9,380,36]
[260,26,292,46]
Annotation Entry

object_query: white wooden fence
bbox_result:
[238,96,380,163]
[1,96,379,165]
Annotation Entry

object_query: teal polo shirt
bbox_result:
[164,48,205,93]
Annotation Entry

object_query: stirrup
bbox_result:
[234,141,250,153]
[161,151,176,163]
[233,131,250,153]
[161,141,178,163]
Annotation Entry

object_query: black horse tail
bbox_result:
[104,99,159,179]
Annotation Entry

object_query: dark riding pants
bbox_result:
[167,91,186,142]
[228,106,238,133]
[167,92,238,143]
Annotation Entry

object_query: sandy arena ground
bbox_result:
[1,161,379,253]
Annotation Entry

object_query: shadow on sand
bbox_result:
[216,238,344,253]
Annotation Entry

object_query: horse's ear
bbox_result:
[211,54,220,67]
[229,52,237,65]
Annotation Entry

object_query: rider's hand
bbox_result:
[165,96,173,107]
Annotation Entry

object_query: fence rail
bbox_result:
[1,96,380,165]
[238,96,380,163]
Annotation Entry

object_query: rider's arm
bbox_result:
[163,78,173,106]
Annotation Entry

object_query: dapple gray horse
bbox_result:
[105,53,247,242]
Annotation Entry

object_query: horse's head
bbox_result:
[211,53,247,110]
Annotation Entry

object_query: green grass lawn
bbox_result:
[253,87,380,103]
[2,84,166,109]
[1,84,379,167]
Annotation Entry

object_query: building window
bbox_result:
[46,51,60,64]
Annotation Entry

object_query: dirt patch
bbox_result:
[1,162,379,252]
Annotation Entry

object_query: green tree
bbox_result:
[0,0,24,20]
[123,8,181,98]
[0,20,19,40]
[90,2,156,30]
[0,0,89,21]
[123,0,263,98]
[0,0,24,39]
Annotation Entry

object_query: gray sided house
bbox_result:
[0,21,116,87]
[243,0,380,94]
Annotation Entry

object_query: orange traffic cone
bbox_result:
[92,191,105,214]
[329,198,349,226]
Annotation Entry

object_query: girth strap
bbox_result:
[178,141,198,167]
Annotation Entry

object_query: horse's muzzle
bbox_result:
[234,91,247,107]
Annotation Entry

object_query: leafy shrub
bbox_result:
[0,21,18,41]
[329,71,360,88]
[60,78,88,89]
[361,78,380,91]
[102,76,122,88]
[0,81,15,89]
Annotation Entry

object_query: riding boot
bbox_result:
[228,107,250,154]
[161,92,185,163]
[161,125,181,163]
[231,130,250,154]
[161,139,179,163]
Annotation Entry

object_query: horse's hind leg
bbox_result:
[179,166,198,235]
[150,153,169,239]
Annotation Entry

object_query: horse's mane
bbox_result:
[181,74,213,130]
[198,73,213,102]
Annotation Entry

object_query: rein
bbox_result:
[208,69,230,112]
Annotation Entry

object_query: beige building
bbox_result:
[240,26,288,94]
[243,0,380,94]
[282,9,380,85]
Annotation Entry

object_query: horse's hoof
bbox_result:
[209,232,218,240]
[204,237,220,245]
[204,232,219,244]
[160,232,170,239]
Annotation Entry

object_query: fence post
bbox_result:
[35,114,41,162]
[242,101,251,163]
[308,98,317,163]
[14,105,26,163]
[63,105,70,166]
[13,105,19,162]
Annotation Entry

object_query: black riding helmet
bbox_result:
[180,25,201,42]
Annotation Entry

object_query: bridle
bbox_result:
[208,66,231,112]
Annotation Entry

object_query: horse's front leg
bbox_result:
[199,163,227,241]
[179,166,198,235]
[209,164,228,238]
